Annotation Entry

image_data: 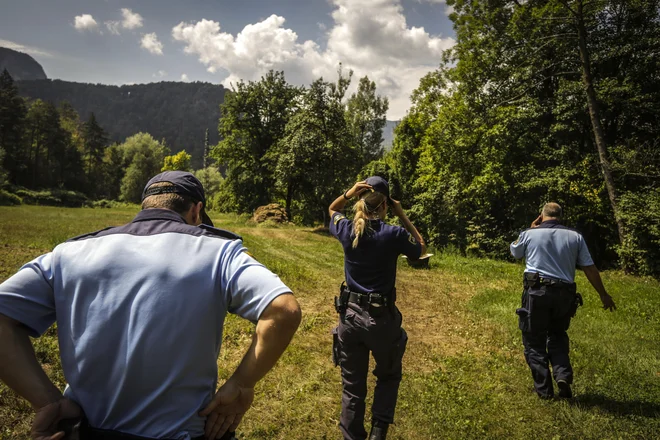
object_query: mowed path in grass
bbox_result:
[0,206,658,439]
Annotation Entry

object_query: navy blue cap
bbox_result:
[142,171,213,226]
[365,176,390,199]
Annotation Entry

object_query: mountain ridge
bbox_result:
[0,47,47,80]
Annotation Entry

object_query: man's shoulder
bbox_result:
[65,221,242,243]
[198,224,242,241]
[525,224,583,236]
[66,225,123,242]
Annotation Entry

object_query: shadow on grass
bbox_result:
[570,393,660,418]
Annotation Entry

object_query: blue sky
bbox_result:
[0,0,456,118]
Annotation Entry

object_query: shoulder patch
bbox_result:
[333,214,346,225]
[199,224,242,241]
[408,234,417,245]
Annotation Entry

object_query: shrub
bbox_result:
[14,188,88,207]
[617,189,660,278]
[0,189,22,206]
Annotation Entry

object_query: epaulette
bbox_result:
[66,226,117,242]
[199,224,242,241]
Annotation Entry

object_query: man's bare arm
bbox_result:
[226,293,301,388]
[200,293,301,438]
[580,265,616,311]
[0,314,62,409]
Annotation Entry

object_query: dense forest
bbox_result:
[1,0,659,277]
[17,79,226,167]
[206,0,660,277]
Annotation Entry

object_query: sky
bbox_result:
[0,0,456,119]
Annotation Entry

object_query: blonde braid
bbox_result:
[352,199,369,249]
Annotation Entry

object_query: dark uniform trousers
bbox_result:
[333,304,408,440]
[517,283,576,397]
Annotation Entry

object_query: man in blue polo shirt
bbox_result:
[0,171,301,440]
[510,202,616,399]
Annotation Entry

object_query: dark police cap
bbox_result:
[142,171,214,226]
[365,176,390,199]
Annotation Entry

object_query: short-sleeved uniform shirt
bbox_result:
[510,220,594,283]
[0,209,291,440]
[329,212,422,294]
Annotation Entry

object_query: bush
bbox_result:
[86,199,136,209]
[0,189,22,206]
[617,189,660,278]
[14,188,88,207]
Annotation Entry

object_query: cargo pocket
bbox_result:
[391,328,408,372]
[332,326,340,367]
[516,307,530,332]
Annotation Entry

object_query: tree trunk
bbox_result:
[285,179,294,221]
[575,0,626,245]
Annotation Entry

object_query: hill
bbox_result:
[16,79,226,168]
[0,47,47,81]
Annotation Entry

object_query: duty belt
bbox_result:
[347,290,390,308]
[57,418,234,440]
[524,272,575,289]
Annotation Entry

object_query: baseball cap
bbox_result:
[365,176,390,199]
[142,171,214,226]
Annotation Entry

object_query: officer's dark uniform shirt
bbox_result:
[330,212,422,294]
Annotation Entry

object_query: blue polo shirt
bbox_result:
[0,209,292,439]
[329,212,422,295]
[510,220,594,283]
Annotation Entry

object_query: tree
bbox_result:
[272,67,357,223]
[117,133,169,203]
[345,76,389,168]
[0,69,27,184]
[213,71,301,212]
[194,166,224,211]
[396,0,660,269]
[162,150,192,171]
[23,100,68,189]
[82,112,108,192]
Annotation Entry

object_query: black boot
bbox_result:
[369,419,389,440]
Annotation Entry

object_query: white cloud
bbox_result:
[74,14,99,32]
[171,0,455,118]
[141,33,163,55]
[0,39,54,58]
[105,21,121,35]
[181,73,189,82]
[445,5,455,15]
[121,8,143,30]
[153,70,168,78]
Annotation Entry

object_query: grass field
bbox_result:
[0,206,659,439]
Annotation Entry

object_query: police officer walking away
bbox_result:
[510,202,616,399]
[329,177,426,440]
[0,171,301,440]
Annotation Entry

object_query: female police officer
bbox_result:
[329,177,426,440]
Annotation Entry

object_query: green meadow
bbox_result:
[0,206,658,440]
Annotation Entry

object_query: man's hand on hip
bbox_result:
[200,378,254,439]
[31,398,82,440]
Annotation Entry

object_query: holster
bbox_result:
[334,282,350,314]
[523,272,540,289]
[571,292,584,317]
